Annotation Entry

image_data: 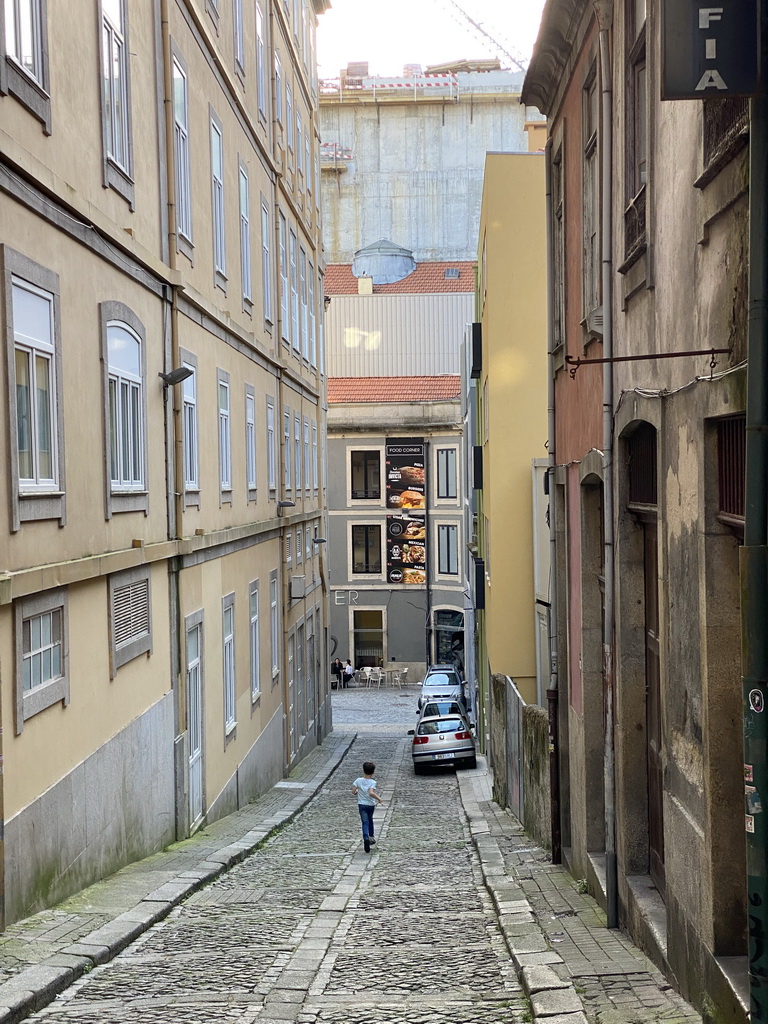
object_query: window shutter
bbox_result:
[113,579,150,648]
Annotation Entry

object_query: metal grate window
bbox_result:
[113,579,150,649]
[628,422,657,506]
[717,415,745,522]
[704,97,748,171]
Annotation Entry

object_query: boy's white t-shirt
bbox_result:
[354,777,377,805]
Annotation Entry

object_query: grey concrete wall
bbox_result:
[5,693,176,924]
[523,704,552,852]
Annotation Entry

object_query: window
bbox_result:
[279,211,289,343]
[239,164,251,307]
[309,263,316,366]
[286,530,292,563]
[290,230,299,350]
[233,0,244,73]
[107,319,144,492]
[218,371,231,493]
[583,68,599,315]
[300,247,308,358]
[249,580,260,700]
[245,386,257,495]
[261,197,273,324]
[223,593,236,734]
[294,413,302,491]
[172,55,193,250]
[306,135,312,199]
[180,351,198,496]
[109,565,152,674]
[438,523,459,575]
[286,84,294,154]
[352,524,382,574]
[270,570,279,678]
[296,526,303,563]
[267,397,276,491]
[624,0,647,266]
[312,422,318,489]
[255,2,267,117]
[274,53,283,124]
[436,448,457,500]
[210,112,226,283]
[717,415,746,537]
[13,276,57,491]
[292,0,299,37]
[297,117,303,177]
[284,408,292,489]
[351,450,380,499]
[2,0,51,131]
[303,418,310,490]
[15,588,69,733]
[100,0,133,204]
[306,524,312,560]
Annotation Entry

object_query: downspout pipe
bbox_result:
[594,0,618,930]
[544,135,562,864]
[742,4,768,1013]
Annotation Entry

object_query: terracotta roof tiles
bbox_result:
[325,262,475,295]
[328,376,461,404]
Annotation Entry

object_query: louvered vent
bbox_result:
[113,579,150,649]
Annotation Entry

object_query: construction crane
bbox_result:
[436,0,529,74]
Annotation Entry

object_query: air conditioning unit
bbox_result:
[290,576,306,599]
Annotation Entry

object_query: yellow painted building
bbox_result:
[475,153,549,712]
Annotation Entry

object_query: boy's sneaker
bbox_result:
[364,838,370,853]
[369,838,376,846]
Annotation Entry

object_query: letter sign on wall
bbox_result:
[661,0,758,100]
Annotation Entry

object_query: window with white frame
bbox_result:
[274,53,283,124]
[210,113,226,281]
[245,387,257,494]
[12,274,58,493]
[350,450,380,500]
[289,230,299,350]
[172,55,192,247]
[109,565,152,674]
[6,0,45,85]
[233,0,244,73]
[306,524,312,560]
[249,580,260,700]
[218,371,231,492]
[312,421,318,489]
[279,212,289,343]
[292,0,299,37]
[301,0,308,61]
[222,593,236,733]
[309,263,316,366]
[15,587,69,733]
[297,117,303,178]
[286,84,294,154]
[303,418,310,490]
[107,320,144,491]
[239,164,251,306]
[261,197,272,324]
[352,524,382,574]
[255,2,266,117]
[438,523,459,575]
[300,247,308,359]
[284,408,292,490]
[294,413,302,491]
[306,134,312,198]
[270,571,279,678]
[296,526,303,563]
[286,530,292,563]
[314,154,320,211]
[318,271,325,372]
[181,355,198,493]
[101,0,133,200]
[266,397,276,491]
[436,447,457,500]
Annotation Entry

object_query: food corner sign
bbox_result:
[661,0,758,100]
[386,438,427,586]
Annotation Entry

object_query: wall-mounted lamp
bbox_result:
[277,499,296,515]
[159,366,194,387]
[312,537,327,544]
[324,294,332,311]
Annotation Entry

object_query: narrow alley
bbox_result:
[7,689,701,1024]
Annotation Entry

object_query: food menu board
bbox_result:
[386,514,426,585]
[385,440,426,511]
[385,439,427,585]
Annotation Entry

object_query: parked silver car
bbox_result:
[409,713,477,774]
[417,667,466,712]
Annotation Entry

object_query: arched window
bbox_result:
[107,321,143,490]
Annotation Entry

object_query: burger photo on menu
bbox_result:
[394,490,425,510]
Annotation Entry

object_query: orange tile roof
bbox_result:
[325,262,475,295]
[328,376,461,403]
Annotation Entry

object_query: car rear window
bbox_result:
[422,702,462,717]
[418,718,465,735]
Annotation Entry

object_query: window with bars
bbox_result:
[717,414,745,535]
[627,422,657,507]
[109,567,152,674]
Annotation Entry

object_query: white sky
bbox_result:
[316,0,546,80]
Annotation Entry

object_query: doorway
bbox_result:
[353,609,383,667]
[186,621,203,828]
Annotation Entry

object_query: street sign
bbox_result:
[661,0,759,100]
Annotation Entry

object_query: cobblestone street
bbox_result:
[9,687,705,1024]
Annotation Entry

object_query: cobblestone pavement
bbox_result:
[0,687,706,1024]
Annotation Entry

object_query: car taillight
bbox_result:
[413,736,429,745]
[455,731,471,740]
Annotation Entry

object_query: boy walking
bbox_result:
[352,761,383,853]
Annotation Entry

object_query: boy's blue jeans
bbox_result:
[358,803,375,840]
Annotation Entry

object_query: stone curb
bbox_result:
[457,763,589,1024]
[0,732,356,1024]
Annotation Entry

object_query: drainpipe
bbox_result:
[424,440,432,666]
[742,8,768,1014]
[594,0,618,930]
[544,135,562,865]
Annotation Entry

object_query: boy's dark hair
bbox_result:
[363,761,375,775]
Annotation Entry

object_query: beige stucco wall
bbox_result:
[478,153,548,705]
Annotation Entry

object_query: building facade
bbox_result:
[0,0,329,925]
[523,0,749,1019]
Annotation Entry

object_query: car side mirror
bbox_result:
[407,729,415,735]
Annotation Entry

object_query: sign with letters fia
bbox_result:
[661,0,758,100]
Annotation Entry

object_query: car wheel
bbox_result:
[414,763,426,776]
[465,756,477,770]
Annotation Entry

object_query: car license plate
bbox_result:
[433,753,453,760]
